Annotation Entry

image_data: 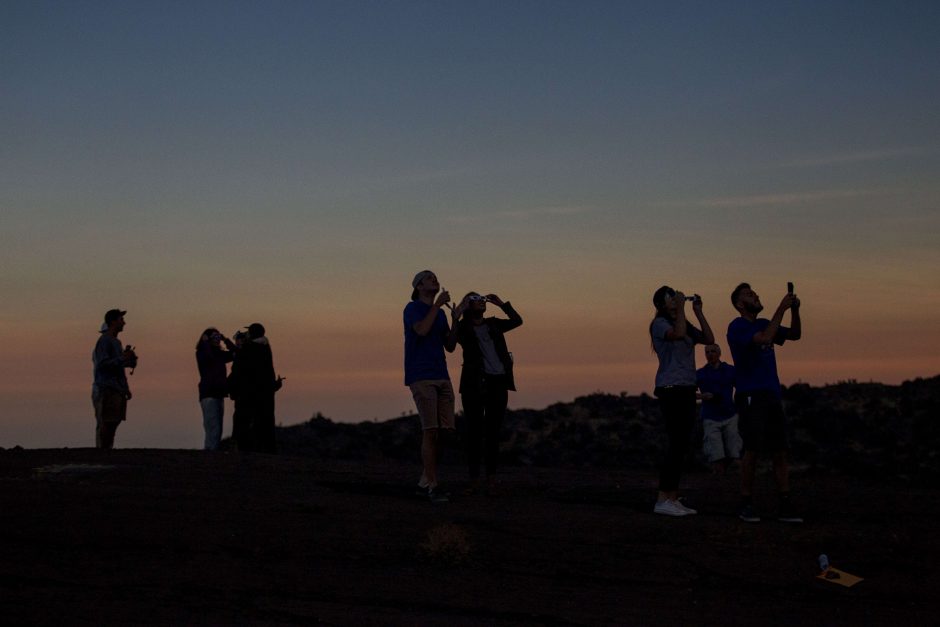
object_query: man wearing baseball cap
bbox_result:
[404,270,459,503]
[92,309,137,449]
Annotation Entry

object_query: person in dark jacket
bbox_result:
[228,323,283,453]
[228,329,250,450]
[452,292,523,493]
[195,328,236,450]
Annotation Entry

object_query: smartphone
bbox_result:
[787,282,794,295]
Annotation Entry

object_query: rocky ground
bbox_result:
[1,448,936,625]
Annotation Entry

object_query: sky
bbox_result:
[2,0,938,449]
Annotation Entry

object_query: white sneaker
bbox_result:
[653,499,690,517]
[676,499,698,515]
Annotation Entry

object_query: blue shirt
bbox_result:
[403,300,451,385]
[696,362,737,421]
[650,317,705,388]
[726,317,788,396]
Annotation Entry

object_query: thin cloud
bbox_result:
[445,206,594,224]
[679,189,881,209]
[779,147,929,168]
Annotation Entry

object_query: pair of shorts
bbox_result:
[410,379,455,430]
[93,387,127,424]
[702,414,743,462]
[736,391,787,454]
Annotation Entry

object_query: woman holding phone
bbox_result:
[649,286,714,516]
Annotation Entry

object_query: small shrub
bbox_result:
[420,523,471,565]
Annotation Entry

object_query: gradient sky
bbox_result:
[2,1,938,448]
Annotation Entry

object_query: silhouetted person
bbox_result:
[728,283,802,523]
[195,328,236,450]
[228,323,283,453]
[696,343,742,474]
[92,309,137,449]
[452,292,522,494]
[404,270,457,503]
[649,286,714,517]
[228,329,250,450]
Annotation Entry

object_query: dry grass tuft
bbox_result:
[420,523,472,564]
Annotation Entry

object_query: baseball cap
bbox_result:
[411,270,434,301]
[103,309,127,325]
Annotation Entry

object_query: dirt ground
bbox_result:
[1,448,936,626]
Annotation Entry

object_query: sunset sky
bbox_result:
[2,1,938,448]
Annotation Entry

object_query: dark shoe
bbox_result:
[777,504,803,524]
[739,504,760,523]
[427,487,449,504]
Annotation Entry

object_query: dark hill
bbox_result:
[277,375,940,483]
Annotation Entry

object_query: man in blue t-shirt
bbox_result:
[727,282,802,523]
[696,344,742,474]
[404,270,458,503]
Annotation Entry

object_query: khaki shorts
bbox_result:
[702,414,743,462]
[410,379,455,431]
[93,387,128,424]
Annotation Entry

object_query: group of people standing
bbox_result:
[92,270,804,523]
[404,270,523,503]
[195,323,284,453]
[91,311,283,453]
[649,282,802,523]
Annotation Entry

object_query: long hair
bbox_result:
[649,286,675,350]
[196,327,219,350]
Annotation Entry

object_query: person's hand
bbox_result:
[779,293,797,311]
[451,296,468,320]
[485,294,505,307]
[691,294,703,313]
[791,294,800,309]
[435,288,451,308]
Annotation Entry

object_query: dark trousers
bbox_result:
[233,397,277,454]
[656,386,697,492]
[232,400,253,451]
[461,375,509,480]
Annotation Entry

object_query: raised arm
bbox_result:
[788,295,802,341]
[412,289,451,336]
[663,291,688,340]
[691,297,715,345]
[486,294,523,332]
[445,293,477,352]
[752,294,798,345]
